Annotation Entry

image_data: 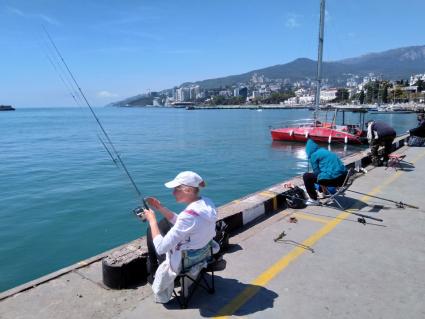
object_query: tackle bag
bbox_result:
[408,136,425,147]
[284,186,307,209]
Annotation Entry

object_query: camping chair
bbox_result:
[386,153,407,171]
[173,242,215,309]
[321,168,355,210]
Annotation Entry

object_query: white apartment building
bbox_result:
[410,73,425,85]
[299,95,315,104]
[320,88,338,102]
[175,87,190,102]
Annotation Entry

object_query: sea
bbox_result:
[0,107,418,292]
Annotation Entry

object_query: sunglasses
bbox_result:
[174,185,196,192]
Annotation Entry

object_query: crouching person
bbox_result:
[367,120,396,166]
[143,171,218,303]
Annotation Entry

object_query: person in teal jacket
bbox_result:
[303,139,348,205]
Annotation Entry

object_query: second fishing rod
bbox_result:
[43,26,149,220]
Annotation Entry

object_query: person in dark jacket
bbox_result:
[408,113,425,146]
[409,113,425,138]
[303,139,348,205]
[367,120,396,166]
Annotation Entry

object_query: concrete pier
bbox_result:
[1,138,424,318]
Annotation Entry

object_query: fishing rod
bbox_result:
[284,191,383,224]
[42,26,149,219]
[346,190,419,209]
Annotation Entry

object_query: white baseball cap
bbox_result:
[164,171,205,188]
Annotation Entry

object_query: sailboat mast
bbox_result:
[314,0,326,123]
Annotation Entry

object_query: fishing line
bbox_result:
[41,26,149,215]
[38,32,125,165]
[36,32,84,108]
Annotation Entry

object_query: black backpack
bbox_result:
[214,220,230,252]
[284,186,307,209]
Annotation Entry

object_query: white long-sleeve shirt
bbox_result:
[152,196,217,270]
[151,197,217,302]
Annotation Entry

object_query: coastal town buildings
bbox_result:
[132,70,425,107]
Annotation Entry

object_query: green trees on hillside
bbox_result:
[260,92,295,104]
[415,79,425,92]
[333,88,349,102]
[359,90,365,104]
[211,95,245,105]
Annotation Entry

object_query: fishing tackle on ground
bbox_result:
[346,190,419,209]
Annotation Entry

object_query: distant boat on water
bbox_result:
[369,104,416,114]
[0,105,15,111]
[171,101,195,108]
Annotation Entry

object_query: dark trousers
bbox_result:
[370,134,396,165]
[303,171,348,200]
[146,218,172,277]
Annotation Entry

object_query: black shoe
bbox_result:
[147,273,155,285]
[174,277,181,287]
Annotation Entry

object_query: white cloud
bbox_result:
[6,6,60,26]
[38,14,60,26]
[285,13,301,29]
[97,91,119,98]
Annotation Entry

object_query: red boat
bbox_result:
[270,120,366,145]
[271,1,367,146]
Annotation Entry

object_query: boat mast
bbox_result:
[314,0,326,125]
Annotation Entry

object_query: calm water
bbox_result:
[0,107,418,291]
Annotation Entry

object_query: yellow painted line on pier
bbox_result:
[259,191,276,198]
[214,211,351,318]
[213,155,421,318]
[293,212,328,224]
[272,197,277,211]
[258,191,278,210]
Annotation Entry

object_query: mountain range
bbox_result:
[184,45,425,89]
[112,45,425,106]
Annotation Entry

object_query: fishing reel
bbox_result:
[357,217,367,225]
[133,199,149,222]
[133,206,146,221]
[396,201,405,209]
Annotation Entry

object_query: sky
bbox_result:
[1,0,424,107]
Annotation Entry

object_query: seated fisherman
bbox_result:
[143,171,218,303]
[409,113,425,138]
[367,120,396,166]
[303,139,348,206]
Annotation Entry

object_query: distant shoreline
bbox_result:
[114,104,312,110]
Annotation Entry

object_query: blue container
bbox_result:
[315,183,336,194]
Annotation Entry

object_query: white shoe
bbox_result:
[305,199,321,206]
[317,192,330,199]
